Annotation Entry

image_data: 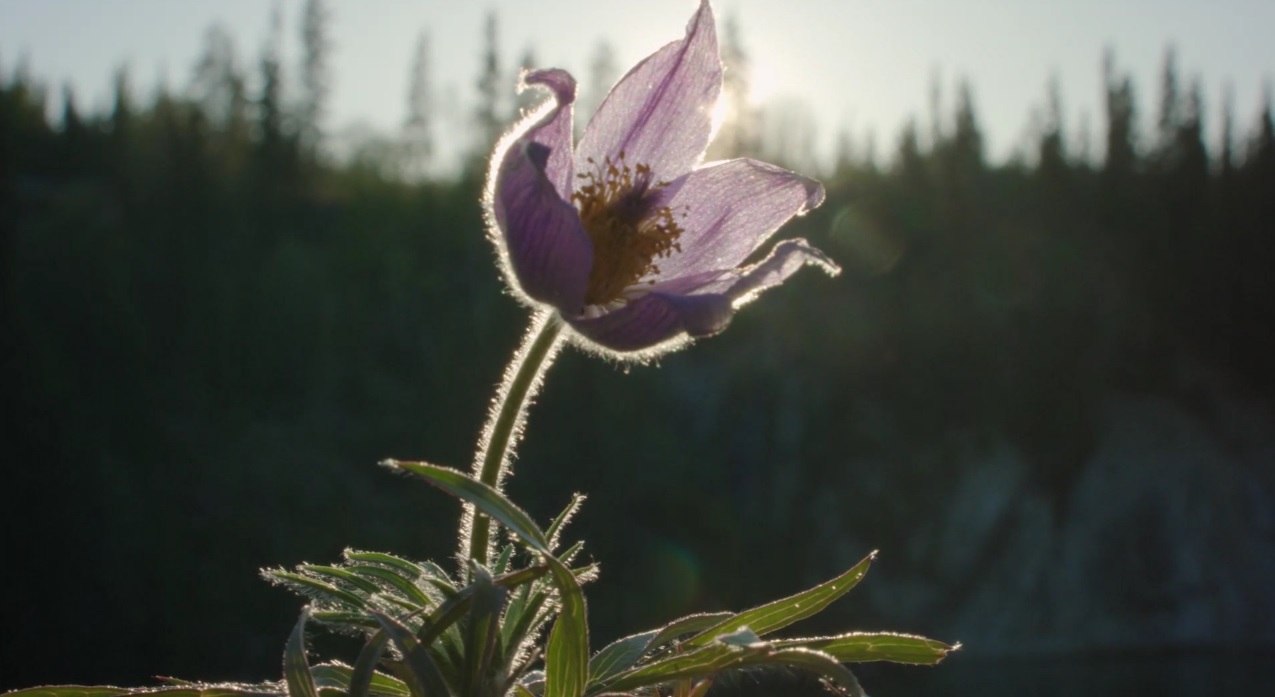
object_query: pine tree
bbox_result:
[950,80,983,170]
[191,24,247,132]
[403,31,433,179]
[1219,83,1235,179]
[473,11,504,157]
[1101,49,1137,180]
[298,0,332,157]
[1038,75,1067,180]
[1155,45,1181,156]
[256,6,295,197]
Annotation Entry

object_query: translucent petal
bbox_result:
[568,291,733,352]
[575,0,721,185]
[657,158,825,281]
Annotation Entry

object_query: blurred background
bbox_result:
[2,1,1273,695]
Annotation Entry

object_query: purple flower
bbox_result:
[485,0,838,357]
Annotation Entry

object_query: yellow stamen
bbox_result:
[571,152,683,306]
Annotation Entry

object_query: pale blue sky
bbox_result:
[2,0,1271,172]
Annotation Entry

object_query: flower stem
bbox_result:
[463,310,566,569]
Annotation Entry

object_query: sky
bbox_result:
[2,0,1272,172]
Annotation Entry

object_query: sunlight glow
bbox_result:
[709,92,731,142]
[747,59,779,106]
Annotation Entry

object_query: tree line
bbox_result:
[1,3,1273,690]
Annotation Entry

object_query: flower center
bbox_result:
[571,153,683,306]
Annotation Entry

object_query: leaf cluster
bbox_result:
[4,463,953,697]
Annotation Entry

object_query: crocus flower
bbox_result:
[485,0,838,358]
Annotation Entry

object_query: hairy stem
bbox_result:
[462,310,566,569]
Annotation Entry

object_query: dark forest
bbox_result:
[2,5,1273,696]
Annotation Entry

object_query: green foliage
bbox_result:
[269,465,949,697]
[18,456,949,697]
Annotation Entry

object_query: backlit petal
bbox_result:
[657,158,825,280]
[569,291,733,352]
[725,238,841,307]
[521,69,577,198]
[575,0,721,185]
[491,138,592,312]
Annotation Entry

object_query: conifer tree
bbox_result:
[191,24,248,137]
[298,0,331,157]
[1156,46,1181,155]
[256,7,295,198]
[473,11,504,156]
[1102,49,1137,180]
[1038,75,1067,180]
[1220,83,1236,179]
[403,30,433,178]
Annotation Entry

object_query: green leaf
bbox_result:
[545,494,586,552]
[297,566,421,614]
[683,552,876,649]
[493,563,550,590]
[499,587,549,670]
[417,561,461,595]
[586,629,657,687]
[598,644,741,693]
[310,662,409,697]
[284,609,320,697]
[555,541,585,568]
[372,611,454,697]
[772,632,958,665]
[1,690,134,697]
[268,571,369,611]
[462,565,507,696]
[346,633,391,697]
[416,585,475,647]
[492,544,515,576]
[386,460,550,552]
[542,555,588,697]
[343,551,429,580]
[343,550,457,596]
[754,648,863,697]
[309,611,380,630]
[2,688,284,697]
[299,566,382,595]
[346,565,436,608]
[713,626,762,648]
[649,612,735,649]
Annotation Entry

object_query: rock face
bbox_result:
[847,389,1275,655]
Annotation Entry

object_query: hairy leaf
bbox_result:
[385,460,549,552]
[309,662,408,697]
[372,611,453,697]
[2,689,282,697]
[683,552,875,649]
[586,629,658,688]
[772,632,957,665]
[284,609,320,697]
[543,555,587,697]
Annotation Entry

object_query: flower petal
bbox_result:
[725,238,841,307]
[568,291,734,353]
[489,137,592,313]
[656,158,826,281]
[575,0,721,184]
[520,69,577,198]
